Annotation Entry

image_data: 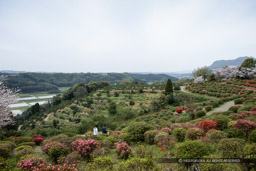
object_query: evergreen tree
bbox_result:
[165,78,173,95]
[109,102,117,115]
[240,58,256,69]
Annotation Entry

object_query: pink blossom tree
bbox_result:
[0,76,18,128]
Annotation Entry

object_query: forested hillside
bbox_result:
[2,72,178,93]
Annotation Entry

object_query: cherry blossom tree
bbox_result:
[194,76,204,83]
[0,76,18,128]
[214,66,239,80]
[214,66,256,80]
[237,67,256,79]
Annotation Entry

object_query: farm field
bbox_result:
[10,93,56,116]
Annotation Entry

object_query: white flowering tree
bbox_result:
[194,76,204,83]
[237,67,256,79]
[214,65,256,80]
[214,66,239,80]
[0,76,18,128]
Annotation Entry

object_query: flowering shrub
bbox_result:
[39,163,78,171]
[112,131,121,135]
[17,158,47,171]
[197,120,217,133]
[160,127,172,134]
[174,115,180,118]
[156,138,176,152]
[186,128,204,140]
[115,142,131,159]
[33,136,44,145]
[233,120,256,136]
[176,107,183,113]
[43,142,69,163]
[71,139,100,159]
[170,123,183,129]
[17,158,78,171]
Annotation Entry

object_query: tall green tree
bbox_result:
[164,78,174,104]
[165,78,173,95]
[109,102,117,115]
[240,58,256,69]
[192,66,212,80]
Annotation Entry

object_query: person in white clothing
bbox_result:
[93,125,98,135]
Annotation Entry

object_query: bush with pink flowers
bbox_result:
[33,136,44,145]
[115,142,131,159]
[17,157,79,171]
[43,142,69,163]
[160,127,172,134]
[71,139,100,159]
[112,131,121,135]
[233,120,256,136]
[17,158,47,171]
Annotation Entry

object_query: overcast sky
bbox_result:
[0,0,256,73]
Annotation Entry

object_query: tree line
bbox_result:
[1,72,178,93]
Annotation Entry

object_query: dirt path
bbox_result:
[180,86,190,93]
[180,86,235,116]
[34,146,42,153]
[17,125,22,131]
[44,113,52,121]
[180,86,218,100]
[206,101,234,116]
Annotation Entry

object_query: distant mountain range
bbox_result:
[209,56,255,69]
[0,70,26,74]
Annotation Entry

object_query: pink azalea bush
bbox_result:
[44,164,78,171]
[43,142,69,163]
[17,158,47,171]
[170,123,183,129]
[17,158,78,171]
[160,127,172,134]
[112,131,121,135]
[71,139,100,159]
[114,142,131,159]
[33,136,44,145]
[233,120,256,136]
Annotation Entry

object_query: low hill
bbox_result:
[1,72,178,93]
[209,56,255,69]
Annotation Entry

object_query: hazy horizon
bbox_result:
[1,0,256,73]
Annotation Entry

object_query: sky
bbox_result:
[0,0,256,73]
